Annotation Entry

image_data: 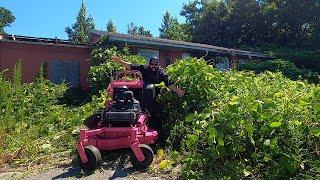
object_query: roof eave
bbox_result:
[109,36,269,59]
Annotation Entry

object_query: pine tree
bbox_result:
[65,2,95,44]
[106,19,116,33]
[159,11,190,41]
[0,6,15,34]
[127,22,153,37]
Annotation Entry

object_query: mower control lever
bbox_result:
[115,70,143,81]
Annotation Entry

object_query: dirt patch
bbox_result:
[0,148,179,179]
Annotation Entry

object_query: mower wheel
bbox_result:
[79,145,102,171]
[130,144,154,169]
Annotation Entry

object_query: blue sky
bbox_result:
[1,0,189,39]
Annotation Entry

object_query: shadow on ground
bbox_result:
[51,148,143,180]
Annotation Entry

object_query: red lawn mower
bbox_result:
[77,70,158,170]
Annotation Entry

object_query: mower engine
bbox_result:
[98,86,142,125]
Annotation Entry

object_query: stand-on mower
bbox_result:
[77,70,158,170]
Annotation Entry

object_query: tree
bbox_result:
[0,7,15,34]
[106,19,116,33]
[159,11,190,41]
[127,22,138,35]
[137,26,153,37]
[228,0,264,46]
[181,0,232,45]
[127,22,153,37]
[180,0,320,49]
[65,2,95,44]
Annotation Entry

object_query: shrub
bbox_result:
[0,62,106,168]
[239,59,302,80]
[159,58,320,179]
[88,42,146,93]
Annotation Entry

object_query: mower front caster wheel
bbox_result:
[79,145,102,171]
[130,144,154,169]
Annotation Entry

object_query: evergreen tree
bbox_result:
[106,19,116,33]
[0,6,15,34]
[159,11,190,41]
[127,22,153,37]
[65,2,95,44]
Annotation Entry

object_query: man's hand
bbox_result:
[176,88,185,97]
[111,55,121,62]
[111,55,132,70]
[168,84,185,97]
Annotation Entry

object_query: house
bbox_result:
[0,34,91,89]
[90,31,270,70]
[0,32,270,89]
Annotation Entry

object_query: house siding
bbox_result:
[132,46,182,67]
[159,50,182,67]
[0,41,91,89]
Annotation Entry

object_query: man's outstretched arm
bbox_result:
[160,70,185,97]
[168,84,185,97]
[111,55,132,70]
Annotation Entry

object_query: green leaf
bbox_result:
[159,160,174,170]
[72,128,80,135]
[250,136,255,146]
[264,139,271,146]
[185,114,194,123]
[207,127,216,140]
[263,154,272,162]
[243,169,251,177]
[273,92,283,98]
[310,127,320,137]
[187,134,198,144]
[315,160,320,173]
[314,103,320,113]
[245,123,254,137]
[217,137,224,146]
[261,112,272,120]
[269,121,282,128]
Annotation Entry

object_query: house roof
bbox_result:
[0,34,90,48]
[91,30,271,59]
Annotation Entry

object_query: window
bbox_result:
[215,58,230,71]
[182,52,190,59]
[50,60,80,88]
[138,49,159,61]
[239,59,247,64]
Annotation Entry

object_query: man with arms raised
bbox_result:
[111,55,184,130]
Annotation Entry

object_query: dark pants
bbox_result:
[143,84,162,131]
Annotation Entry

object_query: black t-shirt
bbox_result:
[131,64,173,86]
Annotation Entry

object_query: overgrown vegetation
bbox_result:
[88,44,320,178]
[158,58,320,179]
[264,47,320,72]
[88,39,146,93]
[1,45,319,179]
[0,62,106,169]
[238,59,320,84]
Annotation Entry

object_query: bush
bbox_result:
[0,62,106,168]
[239,59,302,80]
[88,43,146,93]
[159,58,320,179]
[300,69,320,84]
[263,46,320,72]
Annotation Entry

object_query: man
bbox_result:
[111,55,184,96]
[111,55,184,130]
